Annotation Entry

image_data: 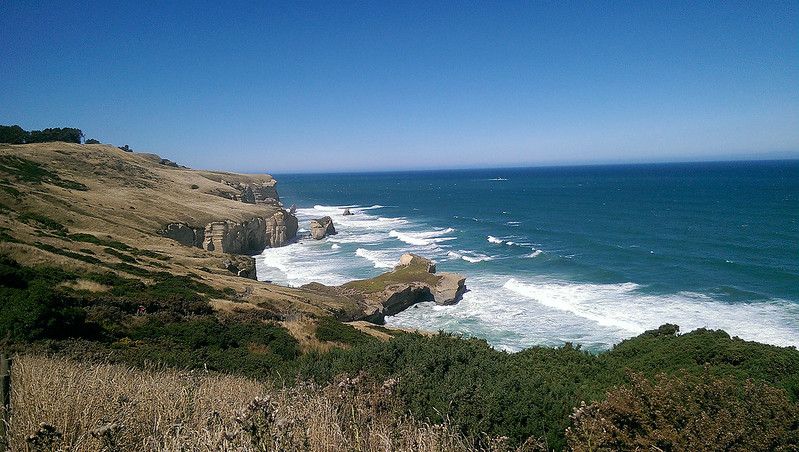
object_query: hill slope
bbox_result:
[0,142,361,321]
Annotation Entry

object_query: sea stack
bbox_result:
[310,216,336,239]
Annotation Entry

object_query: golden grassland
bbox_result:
[7,354,511,452]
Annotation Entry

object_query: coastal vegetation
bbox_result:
[0,125,84,144]
[2,251,798,449]
[1,141,797,450]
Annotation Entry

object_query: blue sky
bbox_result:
[1,1,797,173]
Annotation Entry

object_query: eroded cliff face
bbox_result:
[166,209,297,255]
[160,176,298,254]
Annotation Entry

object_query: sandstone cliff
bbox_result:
[201,210,298,254]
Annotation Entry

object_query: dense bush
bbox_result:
[566,371,799,451]
[0,125,83,144]
[2,255,797,449]
[0,256,88,341]
[124,317,300,377]
[315,316,376,346]
[289,324,799,449]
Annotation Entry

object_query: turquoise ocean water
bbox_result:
[256,160,799,352]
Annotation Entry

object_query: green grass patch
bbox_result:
[0,179,21,197]
[366,324,405,337]
[342,264,438,293]
[0,155,87,191]
[0,228,21,243]
[18,212,68,234]
[104,247,138,263]
[33,242,102,264]
[315,317,377,346]
[68,233,132,251]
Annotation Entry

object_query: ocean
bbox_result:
[256,160,799,352]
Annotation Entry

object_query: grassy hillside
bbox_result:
[0,142,362,330]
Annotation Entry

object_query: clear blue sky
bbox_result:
[1,1,797,173]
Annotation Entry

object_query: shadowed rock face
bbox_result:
[310,216,336,239]
[160,223,204,248]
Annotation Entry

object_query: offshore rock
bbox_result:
[343,208,353,216]
[310,216,336,240]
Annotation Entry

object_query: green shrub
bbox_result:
[566,371,799,451]
[18,212,68,234]
[315,317,376,346]
[104,247,137,263]
[0,155,87,190]
[0,256,87,341]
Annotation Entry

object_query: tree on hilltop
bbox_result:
[0,125,84,144]
[0,125,28,144]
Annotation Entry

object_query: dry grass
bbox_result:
[58,279,111,292]
[282,315,339,354]
[7,354,509,452]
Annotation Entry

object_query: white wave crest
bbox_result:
[503,278,644,332]
[389,229,457,246]
[355,248,395,268]
[487,236,504,244]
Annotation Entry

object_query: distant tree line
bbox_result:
[0,125,84,144]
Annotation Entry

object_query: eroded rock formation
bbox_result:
[310,216,336,239]
[201,210,298,254]
[160,222,204,247]
[302,253,467,324]
[162,210,297,254]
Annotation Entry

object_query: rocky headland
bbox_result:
[301,253,467,323]
[0,142,463,330]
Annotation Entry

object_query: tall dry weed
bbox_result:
[7,354,519,451]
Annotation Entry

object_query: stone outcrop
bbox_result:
[396,253,436,273]
[266,210,298,248]
[301,253,467,323]
[221,181,281,205]
[343,208,353,216]
[434,272,467,305]
[310,216,336,240]
[163,209,298,254]
[160,222,204,247]
[201,210,298,254]
[222,256,257,280]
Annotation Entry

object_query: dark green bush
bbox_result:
[104,247,137,263]
[0,257,87,341]
[566,371,799,451]
[315,317,376,346]
[18,212,68,234]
